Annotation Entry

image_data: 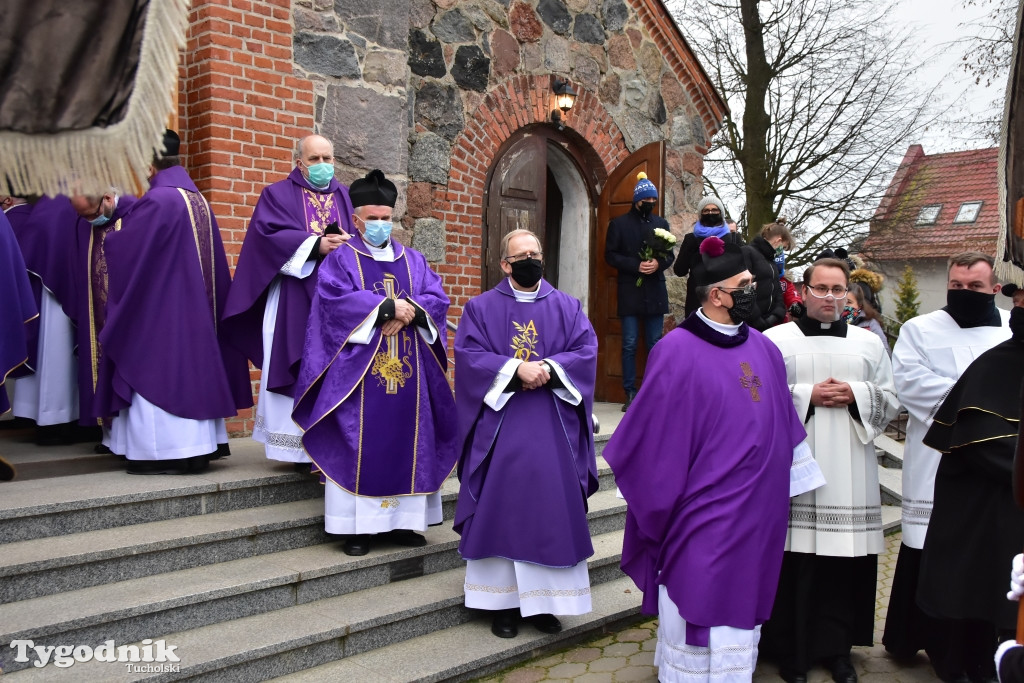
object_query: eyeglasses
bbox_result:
[81,200,105,221]
[717,283,756,296]
[806,284,848,298]
[504,251,543,264]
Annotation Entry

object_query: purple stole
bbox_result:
[349,255,430,495]
[86,218,123,395]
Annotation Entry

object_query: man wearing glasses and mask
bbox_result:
[760,258,899,683]
[606,236,820,682]
[453,229,599,639]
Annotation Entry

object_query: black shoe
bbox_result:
[209,443,230,460]
[621,391,635,412]
[828,655,858,683]
[94,443,114,455]
[293,462,313,474]
[779,668,808,683]
[35,423,74,446]
[125,459,187,475]
[343,534,371,556]
[491,609,518,638]
[525,613,561,634]
[387,529,427,547]
[184,454,210,474]
[0,455,15,481]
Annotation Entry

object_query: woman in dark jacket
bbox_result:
[674,196,745,316]
[742,221,790,331]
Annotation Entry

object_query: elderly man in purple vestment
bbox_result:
[604,236,822,683]
[222,134,354,470]
[292,169,458,557]
[67,188,138,449]
[6,195,86,445]
[92,130,252,474]
[453,228,599,639]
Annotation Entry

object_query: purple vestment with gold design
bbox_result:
[603,313,806,642]
[1,210,38,414]
[93,166,251,419]
[222,167,354,397]
[292,238,458,496]
[453,278,599,568]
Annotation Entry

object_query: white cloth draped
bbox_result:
[464,557,592,616]
[11,286,78,425]
[109,392,227,461]
[765,323,900,556]
[655,585,760,683]
[891,309,1010,548]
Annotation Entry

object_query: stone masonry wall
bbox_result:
[176,0,722,434]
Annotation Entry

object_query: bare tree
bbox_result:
[667,0,939,266]
[954,0,1017,142]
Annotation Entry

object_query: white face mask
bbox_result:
[362,219,393,246]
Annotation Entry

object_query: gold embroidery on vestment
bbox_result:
[511,320,539,361]
[739,362,762,402]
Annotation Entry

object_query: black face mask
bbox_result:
[1011,306,1024,340]
[945,288,998,328]
[726,289,758,324]
[509,258,543,288]
[639,202,656,219]
[701,212,723,227]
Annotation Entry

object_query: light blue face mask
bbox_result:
[362,219,392,247]
[305,162,334,189]
[88,213,110,227]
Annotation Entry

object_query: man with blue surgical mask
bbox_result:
[223,134,355,470]
[292,169,458,558]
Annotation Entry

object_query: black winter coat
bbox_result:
[673,230,746,316]
[743,236,786,331]
[604,207,672,317]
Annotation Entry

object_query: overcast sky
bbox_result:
[890,0,1008,152]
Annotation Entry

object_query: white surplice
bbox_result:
[765,322,900,557]
[322,240,442,535]
[253,236,317,464]
[11,286,78,425]
[891,308,1010,548]
[109,393,227,461]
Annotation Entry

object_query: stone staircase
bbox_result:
[0,425,641,681]
[0,410,908,681]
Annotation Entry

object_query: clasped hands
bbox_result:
[381,299,416,337]
[318,232,349,255]
[810,377,854,408]
[516,360,551,390]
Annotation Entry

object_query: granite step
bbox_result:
[271,576,644,683]
[0,442,324,543]
[1,532,631,679]
[0,483,625,603]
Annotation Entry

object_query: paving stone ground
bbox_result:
[477,532,942,682]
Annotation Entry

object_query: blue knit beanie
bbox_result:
[632,172,658,202]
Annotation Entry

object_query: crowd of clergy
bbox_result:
[2,132,1024,683]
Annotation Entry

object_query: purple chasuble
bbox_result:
[6,204,41,369]
[453,279,599,568]
[0,210,38,414]
[603,313,806,644]
[222,167,354,397]
[93,166,252,420]
[292,238,458,496]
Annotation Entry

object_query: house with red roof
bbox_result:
[860,144,1008,314]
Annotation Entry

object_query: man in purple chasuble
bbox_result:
[604,236,818,683]
[453,229,599,639]
[67,190,138,446]
[0,209,38,418]
[222,135,354,468]
[292,170,458,557]
[92,130,252,474]
[6,195,89,444]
